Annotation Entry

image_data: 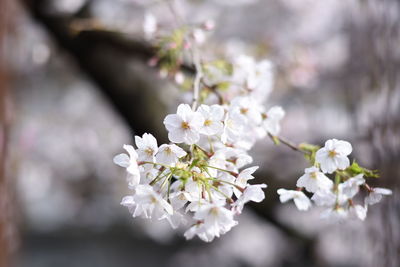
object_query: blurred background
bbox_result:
[0,0,399,266]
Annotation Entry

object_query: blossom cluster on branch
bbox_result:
[114,89,284,242]
[278,139,392,221]
[113,2,391,242]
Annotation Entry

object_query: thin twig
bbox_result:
[191,46,203,110]
[268,133,311,155]
[164,0,202,110]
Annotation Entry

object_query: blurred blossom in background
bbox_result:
[0,0,399,267]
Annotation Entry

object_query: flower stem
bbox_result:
[140,161,173,169]
[205,165,237,176]
[191,46,202,110]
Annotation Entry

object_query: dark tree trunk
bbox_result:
[0,0,15,266]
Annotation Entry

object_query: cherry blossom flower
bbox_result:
[164,104,205,144]
[197,104,224,136]
[213,147,252,169]
[315,139,352,174]
[191,201,238,241]
[339,174,365,199]
[230,96,263,125]
[235,166,259,189]
[184,223,214,242]
[296,166,333,193]
[131,184,173,219]
[221,110,246,144]
[277,189,311,211]
[365,187,392,205]
[233,184,267,213]
[113,144,141,186]
[232,55,273,102]
[121,196,144,217]
[135,133,158,162]
[263,106,285,136]
[311,189,336,207]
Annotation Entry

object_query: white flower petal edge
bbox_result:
[277,189,311,211]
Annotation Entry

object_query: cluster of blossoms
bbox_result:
[113,3,392,242]
[114,85,285,241]
[278,139,392,221]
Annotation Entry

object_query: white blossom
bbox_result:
[311,189,336,207]
[221,110,246,144]
[365,187,392,205]
[277,189,311,211]
[235,166,259,190]
[131,184,173,220]
[296,166,333,193]
[113,144,141,186]
[230,96,263,125]
[213,147,252,169]
[184,223,214,242]
[263,106,285,136]
[121,196,144,217]
[232,55,273,102]
[197,104,224,136]
[339,174,365,199]
[315,139,352,174]
[234,184,267,213]
[191,201,238,241]
[135,133,158,162]
[164,104,205,145]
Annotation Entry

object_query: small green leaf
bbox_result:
[346,161,380,178]
[215,81,231,91]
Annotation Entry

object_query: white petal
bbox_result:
[113,153,130,167]
[177,104,193,121]
[336,140,352,155]
[277,188,292,202]
[335,156,350,170]
[168,129,185,143]
[294,194,311,211]
[123,144,138,159]
[374,187,392,195]
[183,130,200,145]
[164,114,182,129]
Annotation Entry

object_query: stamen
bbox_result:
[328,150,337,158]
[181,121,190,129]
